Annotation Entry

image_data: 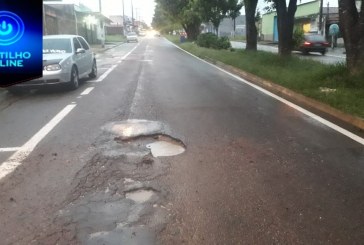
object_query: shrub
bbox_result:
[293,27,305,49]
[216,36,231,49]
[196,33,231,50]
[196,33,218,48]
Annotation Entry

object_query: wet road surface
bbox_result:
[0,37,363,244]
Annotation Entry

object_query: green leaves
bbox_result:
[153,0,244,39]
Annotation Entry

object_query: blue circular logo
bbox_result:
[0,11,25,46]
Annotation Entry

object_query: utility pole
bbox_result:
[98,0,105,47]
[318,0,323,34]
[122,0,126,35]
[131,0,134,30]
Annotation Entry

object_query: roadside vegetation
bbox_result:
[167,35,364,119]
[154,0,364,74]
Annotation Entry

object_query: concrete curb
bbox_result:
[204,58,364,132]
[92,42,125,54]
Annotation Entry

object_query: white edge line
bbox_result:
[96,65,118,82]
[121,43,140,60]
[80,87,95,96]
[0,147,21,152]
[95,43,140,83]
[168,40,364,146]
[0,104,77,180]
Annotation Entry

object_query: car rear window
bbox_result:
[306,35,326,42]
[128,32,136,36]
[43,38,72,54]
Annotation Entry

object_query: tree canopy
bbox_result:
[153,0,244,40]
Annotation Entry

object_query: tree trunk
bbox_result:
[339,0,364,74]
[244,0,258,51]
[233,18,236,33]
[212,19,220,36]
[183,23,201,41]
[275,0,297,55]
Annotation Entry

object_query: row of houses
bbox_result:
[261,0,340,42]
[43,1,143,45]
[44,0,344,44]
[207,0,340,42]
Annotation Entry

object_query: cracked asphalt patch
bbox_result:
[32,120,184,244]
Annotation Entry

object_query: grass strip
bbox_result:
[167,36,364,119]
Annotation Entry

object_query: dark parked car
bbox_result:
[297,34,330,55]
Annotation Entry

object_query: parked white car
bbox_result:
[8,35,97,93]
[126,32,138,43]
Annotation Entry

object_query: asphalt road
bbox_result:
[0,37,363,244]
[230,41,346,64]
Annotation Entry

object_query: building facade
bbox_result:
[202,15,246,37]
[261,0,339,42]
[43,2,111,45]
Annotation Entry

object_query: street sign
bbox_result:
[329,24,339,36]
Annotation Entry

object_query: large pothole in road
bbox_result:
[33,120,183,244]
[125,189,156,203]
[103,120,186,158]
[146,138,185,157]
[103,119,165,140]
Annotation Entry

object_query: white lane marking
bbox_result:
[122,43,140,60]
[0,104,77,180]
[169,41,364,146]
[96,64,118,82]
[80,87,94,96]
[0,147,21,152]
[94,44,139,83]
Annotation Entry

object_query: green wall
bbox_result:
[261,12,276,41]
[261,0,320,41]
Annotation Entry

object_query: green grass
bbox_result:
[166,36,364,119]
[105,35,126,42]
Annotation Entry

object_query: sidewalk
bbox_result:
[90,42,124,54]
[231,41,346,58]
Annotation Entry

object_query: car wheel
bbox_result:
[89,59,97,79]
[68,66,79,90]
[321,50,326,55]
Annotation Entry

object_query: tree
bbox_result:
[227,0,244,34]
[152,3,179,33]
[272,0,297,55]
[199,0,230,35]
[339,0,364,74]
[244,0,259,50]
[154,0,202,40]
